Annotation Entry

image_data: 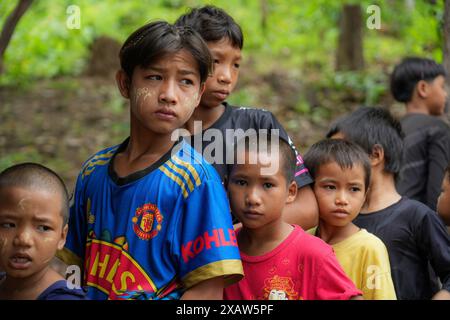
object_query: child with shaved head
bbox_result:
[0,163,86,300]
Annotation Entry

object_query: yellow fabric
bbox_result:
[182,259,244,289]
[308,228,396,300]
[56,247,82,268]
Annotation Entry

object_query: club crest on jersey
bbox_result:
[132,203,163,240]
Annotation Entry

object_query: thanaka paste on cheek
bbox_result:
[133,87,156,109]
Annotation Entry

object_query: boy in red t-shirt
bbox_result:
[223,133,362,300]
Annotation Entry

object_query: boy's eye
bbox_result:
[37,225,52,232]
[350,187,361,192]
[233,179,247,186]
[263,183,274,189]
[1,222,15,229]
[213,59,220,64]
[324,185,336,190]
[145,75,162,80]
[181,79,194,85]
[234,63,240,69]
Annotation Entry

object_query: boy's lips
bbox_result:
[243,210,263,219]
[155,107,176,120]
[211,90,230,101]
[332,209,350,218]
[9,253,32,270]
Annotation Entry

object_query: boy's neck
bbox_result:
[185,103,226,133]
[0,267,62,300]
[405,100,430,115]
[316,222,360,245]
[238,219,293,256]
[114,121,177,177]
[361,171,401,213]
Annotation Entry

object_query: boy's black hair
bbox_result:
[0,163,69,226]
[120,21,212,82]
[175,5,244,49]
[304,139,371,192]
[390,57,446,103]
[227,132,296,184]
[326,107,404,178]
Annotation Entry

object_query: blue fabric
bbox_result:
[64,139,242,300]
[37,280,88,300]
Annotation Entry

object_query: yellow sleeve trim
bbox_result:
[182,259,243,289]
[56,248,82,268]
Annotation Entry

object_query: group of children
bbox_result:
[1,5,450,300]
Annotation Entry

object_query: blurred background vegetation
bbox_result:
[0,0,447,189]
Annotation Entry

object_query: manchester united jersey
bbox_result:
[58,138,243,300]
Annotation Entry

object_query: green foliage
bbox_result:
[0,0,445,96]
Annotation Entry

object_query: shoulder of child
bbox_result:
[79,143,122,176]
[295,226,335,259]
[177,140,222,183]
[37,280,89,300]
[356,229,389,254]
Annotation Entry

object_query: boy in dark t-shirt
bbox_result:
[175,6,318,228]
[327,107,450,300]
[391,57,450,210]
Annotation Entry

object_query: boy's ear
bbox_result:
[195,83,206,107]
[369,144,384,167]
[286,181,298,204]
[116,69,131,99]
[57,224,69,251]
[416,80,429,99]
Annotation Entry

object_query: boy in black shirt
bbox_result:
[327,107,450,300]
[175,6,318,229]
[391,57,450,210]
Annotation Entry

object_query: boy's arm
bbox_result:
[174,176,243,296]
[283,185,319,230]
[181,276,224,300]
[432,289,450,300]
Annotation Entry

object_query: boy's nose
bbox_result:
[335,191,349,206]
[159,81,177,104]
[245,188,262,207]
[217,67,232,85]
[13,229,33,248]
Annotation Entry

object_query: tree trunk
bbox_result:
[444,0,450,117]
[0,0,33,74]
[336,4,364,71]
[260,0,269,34]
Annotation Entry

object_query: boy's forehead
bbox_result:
[317,161,365,178]
[0,186,62,212]
[144,50,200,73]
[208,38,242,56]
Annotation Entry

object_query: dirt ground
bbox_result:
[0,70,404,192]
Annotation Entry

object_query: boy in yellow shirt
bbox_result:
[305,139,396,300]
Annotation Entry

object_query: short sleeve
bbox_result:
[315,251,363,300]
[171,178,243,289]
[56,173,87,269]
[361,240,397,300]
